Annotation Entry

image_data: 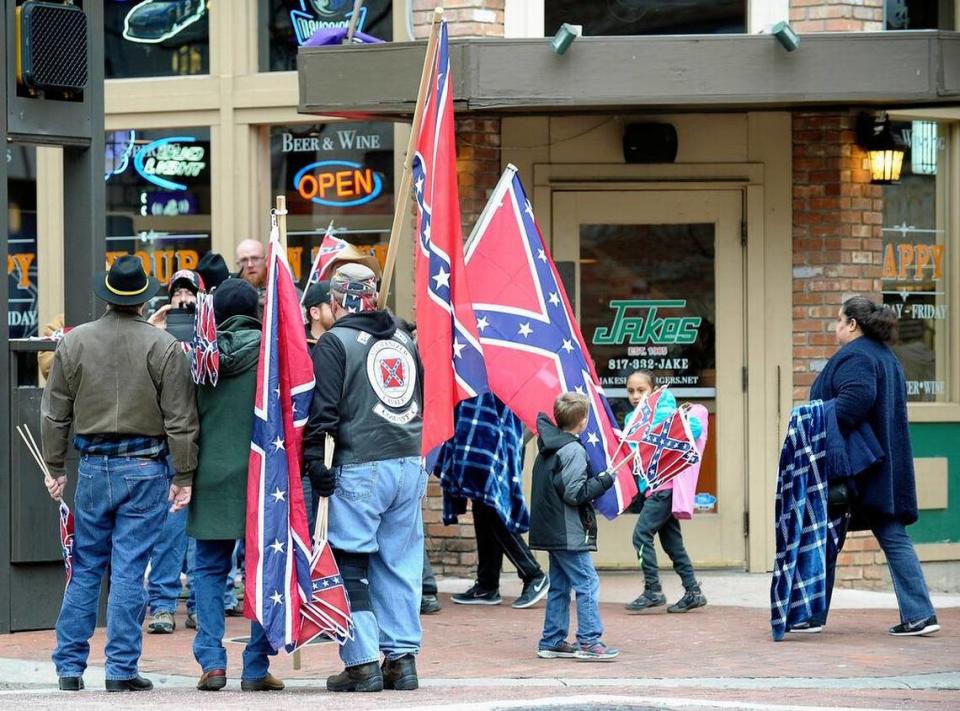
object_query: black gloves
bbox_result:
[597,470,617,491]
[307,460,336,498]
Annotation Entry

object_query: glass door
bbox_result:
[553,190,746,568]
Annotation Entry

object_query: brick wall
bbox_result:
[835,531,890,590]
[413,0,505,39]
[792,110,889,586]
[792,111,884,402]
[789,0,884,32]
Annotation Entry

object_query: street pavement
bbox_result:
[0,572,958,710]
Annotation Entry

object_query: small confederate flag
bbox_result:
[191,290,219,386]
[305,222,348,285]
[296,538,354,647]
[59,501,74,588]
[621,386,669,445]
[635,410,701,490]
[245,224,316,653]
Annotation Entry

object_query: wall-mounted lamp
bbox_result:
[550,23,582,56]
[771,21,799,52]
[856,112,906,184]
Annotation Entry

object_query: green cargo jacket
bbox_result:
[40,308,199,485]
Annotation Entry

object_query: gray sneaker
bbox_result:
[574,641,619,661]
[624,590,667,613]
[667,586,707,613]
[513,575,549,609]
[147,611,175,634]
[537,641,578,659]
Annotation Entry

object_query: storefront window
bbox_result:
[544,0,746,36]
[261,0,393,72]
[105,127,212,305]
[105,0,210,79]
[582,223,718,511]
[6,145,38,338]
[885,0,955,30]
[882,120,952,403]
[269,122,393,285]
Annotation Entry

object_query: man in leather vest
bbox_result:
[303,263,426,693]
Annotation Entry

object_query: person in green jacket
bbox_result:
[187,278,284,693]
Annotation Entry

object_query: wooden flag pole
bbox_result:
[274,195,288,251]
[273,195,303,668]
[345,0,366,43]
[377,7,444,309]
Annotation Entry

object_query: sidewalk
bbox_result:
[0,572,957,710]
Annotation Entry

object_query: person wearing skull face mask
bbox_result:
[303,263,426,693]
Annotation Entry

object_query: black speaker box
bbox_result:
[622,123,678,164]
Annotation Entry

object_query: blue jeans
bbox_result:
[539,550,603,649]
[814,514,935,626]
[873,517,936,624]
[329,457,426,667]
[53,455,170,681]
[186,538,237,613]
[192,539,273,679]
[146,506,189,615]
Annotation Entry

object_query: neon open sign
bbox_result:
[294,160,384,208]
[134,136,206,191]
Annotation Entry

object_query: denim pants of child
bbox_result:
[192,538,273,680]
[539,550,603,649]
[53,454,169,681]
[329,456,426,667]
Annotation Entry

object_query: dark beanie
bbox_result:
[212,278,258,325]
[303,280,331,309]
[197,252,230,291]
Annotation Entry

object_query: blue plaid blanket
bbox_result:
[770,400,844,641]
[434,393,529,534]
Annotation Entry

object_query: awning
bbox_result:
[298,30,960,118]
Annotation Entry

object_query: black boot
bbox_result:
[382,654,419,691]
[58,677,84,691]
[326,662,384,692]
[105,675,153,692]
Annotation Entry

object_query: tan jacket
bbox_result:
[40,309,199,485]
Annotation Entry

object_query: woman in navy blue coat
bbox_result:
[801,296,938,637]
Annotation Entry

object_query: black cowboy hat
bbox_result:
[196,251,230,291]
[93,255,161,306]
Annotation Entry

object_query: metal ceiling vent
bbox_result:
[17,1,89,93]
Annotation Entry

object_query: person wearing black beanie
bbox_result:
[212,278,259,326]
[197,252,230,292]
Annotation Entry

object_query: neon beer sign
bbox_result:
[134,136,206,191]
[294,160,383,207]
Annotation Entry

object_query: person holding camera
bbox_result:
[144,269,203,634]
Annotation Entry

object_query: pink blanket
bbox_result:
[670,404,709,520]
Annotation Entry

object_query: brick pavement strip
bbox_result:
[0,601,957,708]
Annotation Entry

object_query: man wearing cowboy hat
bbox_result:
[40,255,199,693]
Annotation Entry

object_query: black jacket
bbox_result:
[529,413,614,552]
[302,310,424,466]
[811,336,916,529]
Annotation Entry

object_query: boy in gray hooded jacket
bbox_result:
[529,393,618,661]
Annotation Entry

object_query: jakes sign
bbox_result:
[593,299,702,346]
